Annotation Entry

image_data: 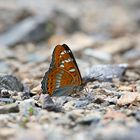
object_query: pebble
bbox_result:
[117,92,138,106]
[39,94,62,112]
[85,64,127,81]
[77,112,101,125]
[0,75,24,92]
[0,98,15,104]
[0,128,16,139]
[84,48,112,62]
[19,99,38,117]
[0,16,54,46]
[74,99,89,108]
[0,103,19,114]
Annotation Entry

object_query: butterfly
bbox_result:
[41,44,83,96]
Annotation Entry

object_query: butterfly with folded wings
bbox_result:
[41,44,83,96]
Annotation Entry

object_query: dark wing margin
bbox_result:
[62,44,82,82]
[41,71,48,94]
[41,46,57,94]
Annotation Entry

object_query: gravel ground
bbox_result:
[0,0,140,140]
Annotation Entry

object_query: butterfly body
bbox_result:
[41,44,82,96]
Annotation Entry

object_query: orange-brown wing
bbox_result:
[52,44,82,85]
[41,44,82,96]
[43,68,75,96]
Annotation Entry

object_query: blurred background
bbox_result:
[0,1,140,140]
[0,0,140,85]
